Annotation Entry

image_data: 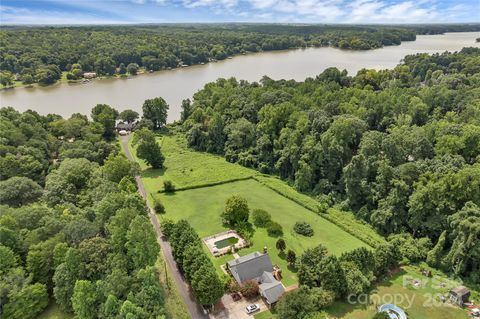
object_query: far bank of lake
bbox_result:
[1,32,479,122]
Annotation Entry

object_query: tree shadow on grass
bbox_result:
[221,221,256,241]
[287,264,298,273]
[140,167,165,179]
[375,268,408,288]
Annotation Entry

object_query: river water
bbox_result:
[1,32,479,122]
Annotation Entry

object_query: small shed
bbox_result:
[449,286,470,306]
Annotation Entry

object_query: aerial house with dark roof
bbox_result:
[227,251,285,305]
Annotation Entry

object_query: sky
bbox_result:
[0,0,479,25]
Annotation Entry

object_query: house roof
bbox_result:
[260,271,276,283]
[116,122,133,130]
[450,286,470,296]
[227,252,273,284]
[259,276,285,304]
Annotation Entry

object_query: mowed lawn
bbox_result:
[255,266,470,319]
[326,265,470,319]
[128,133,254,193]
[156,178,369,286]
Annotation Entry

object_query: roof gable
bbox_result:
[228,252,273,283]
[260,281,285,304]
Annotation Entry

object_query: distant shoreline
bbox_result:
[3,31,478,92]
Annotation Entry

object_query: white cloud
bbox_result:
[248,0,277,9]
[345,0,476,23]
[0,0,477,24]
[0,6,128,24]
[182,0,237,8]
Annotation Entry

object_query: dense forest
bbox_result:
[182,48,480,284]
[1,24,479,86]
[0,106,165,318]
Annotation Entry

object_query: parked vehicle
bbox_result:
[246,304,260,314]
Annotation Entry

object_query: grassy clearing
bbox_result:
[326,265,470,319]
[254,175,385,248]
[126,133,375,286]
[155,257,191,319]
[125,133,473,319]
[254,309,275,319]
[156,179,369,287]
[7,72,71,89]
[37,301,73,319]
[253,266,470,319]
[128,133,384,249]
[128,134,254,195]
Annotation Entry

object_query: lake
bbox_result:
[1,32,479,122]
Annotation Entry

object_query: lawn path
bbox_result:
[120,135,206,319]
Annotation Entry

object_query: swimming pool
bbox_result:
[378,304,407,319]
[214,236,239,249]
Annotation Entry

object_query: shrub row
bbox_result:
[157,176,253,193]
[162,219,224,305]
[251,208,283,237]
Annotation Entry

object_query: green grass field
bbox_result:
[123,132,475,319]
[125,132,476,319]
[155,257,191,319]
[326,265,470,319]
[254,175,385,248]
[156,178,369,286]
[128,133,254,195]
[126,132,376,286]
[254,266,470,319]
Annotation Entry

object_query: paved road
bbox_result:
[120,135,207,319]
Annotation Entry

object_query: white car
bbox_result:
[246,304,260,314]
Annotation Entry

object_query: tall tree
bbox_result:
[445,202,480,277]
[91,104,119,139]
[180,99,192,122]
[125,216,159,269]
[72,280,98,319]
[133,128,165,169]
[0,177,43,207]
[191,264,224,305]
[2,283,48,319]
[222,195,250,227]
[118,109,139,123]
[53,248,82,312]
[142,97,169,129]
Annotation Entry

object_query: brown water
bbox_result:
[1,32,479,122]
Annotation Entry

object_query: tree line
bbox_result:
[0,106,166,319]
[1,24,479,86]
[276,243,401,319]
[181,48,480,284]
[161,219,225,306]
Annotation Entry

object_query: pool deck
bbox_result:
[203,230,247,257]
